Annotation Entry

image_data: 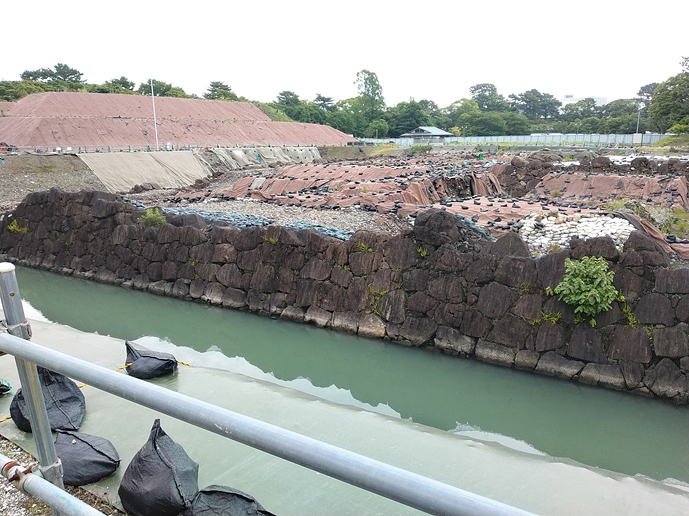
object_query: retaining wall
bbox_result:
[2,189,689,404]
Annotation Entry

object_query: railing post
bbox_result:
[0,262,65,516]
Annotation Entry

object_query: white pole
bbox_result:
[150,79,159,151]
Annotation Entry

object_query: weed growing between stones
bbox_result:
[7,218,28,234]
[554,256,621,327]
[137,207,166,227]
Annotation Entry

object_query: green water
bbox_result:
[13,266,689,485]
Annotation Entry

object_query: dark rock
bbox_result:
[331,311,359,333]
[536,351,584,379]
[644,358,689,400]
[358,313,386,338]
[579,363,626,390]
[635,292,675,326]
[434,326,475,355]
[535,250,569,290]
[494,256,537,288]
[221,287,247,309]
[514,349,540,370]
[654,323,689,358]
[475,340,516,367]
[488,313,533,349]
[490,232,530,258]
[476,282,514,318]
[534,323,566,352]
[608,326,652,363]
[655,267,689,294]
[461,310,493,338]
[301,258,332,281]
[567,325,605,362]
[398,316,438,345]
[622,231,670,268]
[511,294,543,320]
[304,305,332,327]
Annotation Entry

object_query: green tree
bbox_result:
[560,98,601,122]
[314,94,335,111]
[364,119,389,138]
[508,89,561,119]
[290,102,326,124]
[601,99,638,119]
[52,63,84,83]
[335,97,368,136]
[501,111,532,135]
[443,99,480,128]
[458,111,507,136]
[0,80,46,101]
[107,77,135,90]
[469,83,511,112]
[650,73,689,133]
[636,82,659,108]
[385,99,432,137]
[325,109,356,135]
[355,70,385,122]
[138,79,173,96]
[204,81,238,101]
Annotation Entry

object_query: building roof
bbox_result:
[0,92,357,149]
[399,126,453,138]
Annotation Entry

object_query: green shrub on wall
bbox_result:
[137,208,166,227]
[554,256,621,326]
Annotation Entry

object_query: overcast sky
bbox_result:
[2,0,686,108]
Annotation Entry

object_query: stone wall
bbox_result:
[2,189,689,404]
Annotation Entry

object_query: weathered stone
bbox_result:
[377,289,406,324]
[304,305,332,327]
[249,263,276,293]
[655,268,689,294]
[464,258,494,284]
[221,287,247,309]
[535,351,584,379]
[426,275,464,303]
[280,306,305,322]
[267,292,288,316]
[676,295,689,322]
[358,313,386,339]
[369,269,391,294]
[535,250,569,290]
[579,364,626,390]
[301,258,332,281]
[189,278,206,299]
[233,227,264,251]
[204,282,225,305]
[407,291,438,314]
[216,263,242,288]
[534,322,566,352]
[488,314,532,349]
[331,311,359,333]
[654,323,689,358]
[147,280,173,297]
[476,282,514,318]
[434,326,475,355]
[512,294,543,320]
[475,340,516,367]
[343,278,370,313]
[398,316,438,346]
[171,278,189,298]
[490,232,530,258]
[622,231,670,268]
[349,251,382,276]
[494,256,537,288]
[330,266,352,288]
[643,358,689,400]
[412,209,462,246]
[461,310,493,338]
[515,349,540,370]
[384,235,419,270]
[608,326,653,363]
[402,269,430,292]
[429,303,464,328]
[567,325,604,363]
[432,246,473,273]
[210,244,237,264]
[635,293,675,326]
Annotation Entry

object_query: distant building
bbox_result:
[399,126,453,143]
[559,95,608,107]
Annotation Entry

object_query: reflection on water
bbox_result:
[13,266,689,484]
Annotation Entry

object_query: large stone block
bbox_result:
[475,340,516,367]
[567,325,605,363]
[476,282,514,318]
[331,311,359,333]
[304,305,332,328]
[535,352,584,379]
[461,310,492,338]
[488,313,532,349]
[643,358,689,401]
[376,289,406,324]
[358,314,386,339]
[635,293,675,326]
[653,324,689,358]
[384,235,419,270]
[655,268,689,294]
[579,364,626,390]
[301,258,332,281]
[221,287,247,309]
[534,322,566,352]
[608,326,652,363]
[398,316,438,346]
[495,256,537,288]
[434,326,475,355]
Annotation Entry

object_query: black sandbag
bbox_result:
[54,430,120,486]
[124,340,178,379]
[119,419,199,516]
[9,366,85,433]
[183,485,275,516]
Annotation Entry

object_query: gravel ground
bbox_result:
[0,435,124,515]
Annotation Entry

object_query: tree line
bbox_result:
[1,60,687,139]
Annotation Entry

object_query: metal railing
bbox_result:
[0,262,538,516]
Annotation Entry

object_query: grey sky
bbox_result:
[2,0,686,108]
